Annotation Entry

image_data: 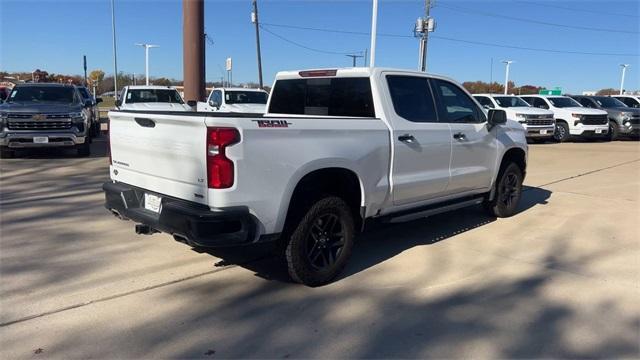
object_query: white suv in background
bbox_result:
[520,95,609,142]
[474,94,555,141]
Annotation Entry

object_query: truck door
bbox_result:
[382,74,452,206]
[431,78,498,195]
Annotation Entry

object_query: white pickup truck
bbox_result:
[473,94,555,141]
[116,86,191,111]
[196,87,268,113]
[520,95,609,142]
[104,67,528,286]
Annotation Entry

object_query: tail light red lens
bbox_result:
[207,127,240,189]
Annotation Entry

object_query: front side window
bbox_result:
[268,77,375,117]
[578,98,595,108]
[617,97,639,107]
[211,90,222,105]
[433,79,483,123]
[77,88,92,100]
[126,89,184,104]
[386,75,438,122]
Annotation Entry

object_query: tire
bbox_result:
[484,162,523,218]
[553,121,570,143]
[0,147,14,159]
[77,142,91,157]
[608,121,619,141]
[285,196,355,287]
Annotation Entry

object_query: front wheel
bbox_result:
[554,122,570,142]
[484,162,523,218]
[285,196,355,287]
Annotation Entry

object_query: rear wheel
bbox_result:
[554,121,570,142]
[485,162,523,218]
[285,196,355,287]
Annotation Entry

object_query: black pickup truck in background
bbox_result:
[0,83,96,158]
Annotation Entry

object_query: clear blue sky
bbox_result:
[1,0,638,93]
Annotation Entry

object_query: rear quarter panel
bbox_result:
[205,116,390,235]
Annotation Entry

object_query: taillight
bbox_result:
[207,127,240,189]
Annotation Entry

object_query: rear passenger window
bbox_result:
[433,79,484,123]
[386,75,438,123]
[268,77,375,117]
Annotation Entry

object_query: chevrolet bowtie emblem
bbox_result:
[32,114,46,121]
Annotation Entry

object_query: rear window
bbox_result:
[126,89,184,104]
[268,77,375,117]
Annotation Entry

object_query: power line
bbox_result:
[437,3,639,35]
[515,0,639,19]
[259,25,357,55]
[260,23,639,57]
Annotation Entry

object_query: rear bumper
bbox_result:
[103,181,259,247]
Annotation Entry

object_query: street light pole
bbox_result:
[110,0,119,99]
[135,44,159,86]
[502,60,514,95]
[369,0,378,67]
[619,64,629,95]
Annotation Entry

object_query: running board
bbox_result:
[384,196,485,224]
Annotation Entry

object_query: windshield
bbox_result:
[225,91,268,105]
[8,86,77,104]
[593,96,627,108]
[547,97,581,108]
[494,96,530,108]
[126,89,184,104]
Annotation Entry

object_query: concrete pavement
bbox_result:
[1,139,639,358]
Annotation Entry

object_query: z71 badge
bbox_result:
[252,120,292,128]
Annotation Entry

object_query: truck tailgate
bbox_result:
[108,111,209,204]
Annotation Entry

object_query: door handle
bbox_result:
[134,118,156,128]
[398,134,416,143]
[453,132,466,140]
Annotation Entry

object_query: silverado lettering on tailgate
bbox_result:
[252,120,292,128]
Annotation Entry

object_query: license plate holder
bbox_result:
[595,129,603,134]
[33,136,49,144]
[540,130,548,135]
[144,193,162,213]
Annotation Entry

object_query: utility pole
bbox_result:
[369,0,378,67]
[489,57,493,93]
[135,43,159,86]
[619,64,629,95]
[251,0,264,88]
[110,0,119,99]
[183,0,206,103]
[416,0,435,72]
[346,53,364,67]
[502,60,514,95]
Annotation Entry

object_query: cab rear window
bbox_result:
[268,77,375,117]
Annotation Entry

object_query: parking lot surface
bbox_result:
[1,138,639,358]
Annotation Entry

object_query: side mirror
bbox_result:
[187,100,197,107]
[95,97,103,104]
[488,109,507,127]
[115,99,122,107]
[209,100,220,109]
[84,100,93,108]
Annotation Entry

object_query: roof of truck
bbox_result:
[125,85,178,90]
[275,67,456,82]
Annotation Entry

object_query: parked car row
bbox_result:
[473,93,639,142]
